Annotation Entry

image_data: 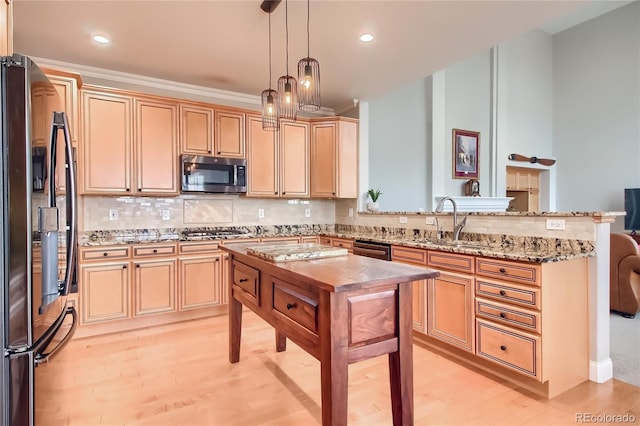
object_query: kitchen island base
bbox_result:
[224,244,439,426]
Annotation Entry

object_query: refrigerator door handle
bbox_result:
[34,305,77,365]
[52,112,77,297]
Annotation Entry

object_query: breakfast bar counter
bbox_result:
[222,243,439,426]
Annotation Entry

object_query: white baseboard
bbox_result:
[589,358,613,383]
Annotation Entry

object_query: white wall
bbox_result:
[368,78,429,212]
[553,2,640,231]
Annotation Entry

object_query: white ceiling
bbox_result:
[12,1,633,113]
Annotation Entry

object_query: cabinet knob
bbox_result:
[499,268,506,273]
[126,188,130,192]
[239,278,248,283]
[217,151,221,155]
[499,290,506,296]
[153,249,158,253]
[286,303,296,310]
[208,150,212,153]
[103,252,109,257]
[122,265,127,269]
[499,312,506,318]
[500,345,507,351]
[136,264,140,268]
[138,188,142,192]
[282,192,286,195]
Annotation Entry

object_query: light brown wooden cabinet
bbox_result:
[132,257,177,316]
[310,118,358,198]
[0,0,12,56]
[246,115,309,198]
[80,255,131,325]
[319,236,354,253]
[178,241,222,311]
[215,109,245,158]
[506,166,540,212]
[81,88,179,195]
[180,103,213,155]
[391,246,428,333]
[426,251,475,352]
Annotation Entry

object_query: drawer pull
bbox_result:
[500,345,507,351]
[153,249,158,253]
[103,252,109,257]
[122,265,127,269]
[499,290,506,296]
[499,312,506,318]
[286,303,296,310]
[499,268,506,273]
[239,278,248,283]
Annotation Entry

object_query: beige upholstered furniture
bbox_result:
[610,233,640,318]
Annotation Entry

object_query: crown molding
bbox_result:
[31,56,335,115]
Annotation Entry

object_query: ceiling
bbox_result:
[12,1,632,113]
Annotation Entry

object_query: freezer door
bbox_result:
[3,352,34,426]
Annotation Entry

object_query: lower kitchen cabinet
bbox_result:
[80,260,131,324]
[133,258,177,316]
[178,242,223,310]
[426,250,476,352]
[391,246,427,332]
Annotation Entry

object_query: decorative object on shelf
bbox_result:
[261,4,279,131]
[277,0,297,122]
[508,153,556,166]
[366,188,382,212]
[297,0,320,111]
[453,128,479,179]
[464,179,480,197]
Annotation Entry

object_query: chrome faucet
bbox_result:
[435,197,467,241]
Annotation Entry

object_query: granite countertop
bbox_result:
[78,226,595,264]
[358,211,625,218]
[246,243,349,262]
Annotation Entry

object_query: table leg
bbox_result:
[229,295,243,363]
[275,330,287,352]
[389,282,414,426]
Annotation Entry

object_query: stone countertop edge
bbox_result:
[358,210,625,217]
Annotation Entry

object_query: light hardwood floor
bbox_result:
[36,312,640,425]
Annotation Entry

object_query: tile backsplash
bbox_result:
[82,194,336,231]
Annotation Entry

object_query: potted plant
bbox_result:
[366,188,382,212]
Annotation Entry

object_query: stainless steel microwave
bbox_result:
[181,155,247,193]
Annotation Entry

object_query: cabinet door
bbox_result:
[134,98,179,194]
[0,0,11,57]
[336,120,358,198]
[506,169,517,190]
[80,262,130,324]
[427,270,475,352]
[179,254,221,310]
[280,121,309,197]
[31,83,47,147]
[133,258,177,316]
[412,279,427,332]
[246,114,278,197]
[222,253,230,305]
[310,122,336,197]
[180,103,213,155]
[215,109,245,158]
[81,90,132,193]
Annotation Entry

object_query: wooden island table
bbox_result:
[222,243,439,426]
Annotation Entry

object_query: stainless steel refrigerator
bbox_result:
[1,54,78,426]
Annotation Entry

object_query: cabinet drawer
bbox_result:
[301,236,320,244]
[232,261,259,300]
[332,238,353,251]
[391,246,427,265]
[476,319,541,380]
[476,258,540,286]
[81,246,130,261]
[133,244,177,257]
[179,241,220,254]
[476,298,541,334]
[273,279,318,334]
[428,251,474,273]
[319,237,332,246]
[475,278,540,310]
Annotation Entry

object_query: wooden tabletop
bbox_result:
[222,242,439,293]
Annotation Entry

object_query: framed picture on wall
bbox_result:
[452,128,479,179]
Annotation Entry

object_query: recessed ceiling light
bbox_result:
[92,34,110,45]
[359,33,374,43]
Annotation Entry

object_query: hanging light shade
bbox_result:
[298,0,320,111]
[261,9,279,131]
[277,0,297,122]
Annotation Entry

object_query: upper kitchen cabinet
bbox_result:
[310,118,358,198]
[43,69,82,146]
[0,0,12,56]
[81,88,133,194]
[180,102,213,155]
[215,109,245,158]
[245,115,309,198]
[246,114,278,197]
[81,87,179,195]
[134,97,179,195]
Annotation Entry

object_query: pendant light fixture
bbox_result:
[297,0,320,111]
[261,8,279,131]
[277,0,297,122]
